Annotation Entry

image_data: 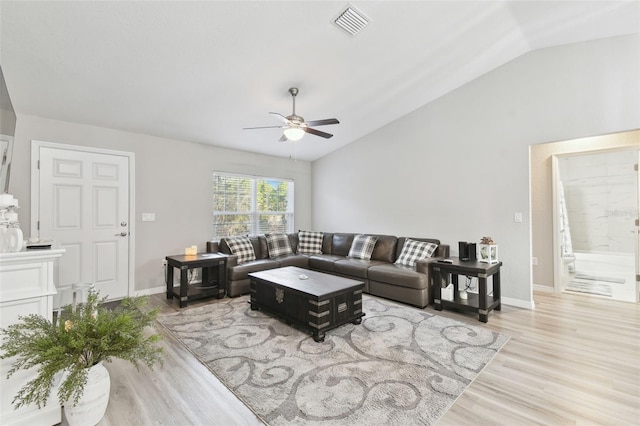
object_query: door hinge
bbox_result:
[635,163,638,172]
[37,221,40,231]
[636,219,639,227]
[636,274,640,282]
[37,160,40,170]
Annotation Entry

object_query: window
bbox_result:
[213,172,294,238]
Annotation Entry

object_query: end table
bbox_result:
[430,257,502,322]
[166,252,228,308]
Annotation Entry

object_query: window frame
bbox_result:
[212,171,294,239]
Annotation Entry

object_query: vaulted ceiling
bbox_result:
[1,1,638,161]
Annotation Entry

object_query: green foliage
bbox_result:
[0,292,163,409]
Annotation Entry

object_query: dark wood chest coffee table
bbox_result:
[249,266,364,342]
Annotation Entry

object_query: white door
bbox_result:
[37,145,131,302]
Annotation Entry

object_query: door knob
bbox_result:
[121,221,127,227]
[115,232,128,237]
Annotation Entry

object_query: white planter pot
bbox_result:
[63,362,111,426]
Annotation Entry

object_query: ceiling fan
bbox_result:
[243,87,339,142]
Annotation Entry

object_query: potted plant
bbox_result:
[0,291,163,425]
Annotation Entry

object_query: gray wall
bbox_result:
[9,115,312,293]
[312,34,640,307]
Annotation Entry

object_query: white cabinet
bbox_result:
[0,249,65,426]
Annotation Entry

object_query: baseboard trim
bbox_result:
[501,296,535,310]
[533,284,555,293]
[135,286,166,297]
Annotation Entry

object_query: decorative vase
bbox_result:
[63,362,111,426]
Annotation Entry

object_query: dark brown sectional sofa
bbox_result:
[206,232,449,308]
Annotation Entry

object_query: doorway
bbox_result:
[552,148,639,302]
[31,141,135,305]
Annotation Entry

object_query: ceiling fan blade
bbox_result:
[243,125,285,130]
[278,134,288,142]
[269,112,291,124]
[304,118,340,127]
[304,127,333,139]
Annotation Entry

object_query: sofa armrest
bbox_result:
[416,257,440,275]
[206,241,219,253]
[206,240,238,267]
[435,244,450,258]
[226,255,239,268]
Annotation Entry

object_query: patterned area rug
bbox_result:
[157,295,509,425]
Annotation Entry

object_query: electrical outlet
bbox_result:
[162,259,167,267]
[532,257,538,266]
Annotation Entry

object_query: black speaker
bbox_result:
[458,242,477,261]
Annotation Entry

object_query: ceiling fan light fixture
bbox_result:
[283,127,305,141]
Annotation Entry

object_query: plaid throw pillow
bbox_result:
[225,236,256,264]
[265,233,293,258]
[348,234,378,260]
[395,238,438,267]
[297,230,324,255]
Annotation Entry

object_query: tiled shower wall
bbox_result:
[559,150,638,253]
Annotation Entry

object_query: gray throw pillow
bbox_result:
[348,234,378,260]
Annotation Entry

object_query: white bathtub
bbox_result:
[567,251,637,302]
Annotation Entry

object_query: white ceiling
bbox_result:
[1,1,638,161]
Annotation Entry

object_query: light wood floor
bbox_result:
[77,291,638,425]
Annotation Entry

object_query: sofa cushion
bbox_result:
[265,233,293,258]
[255,236,269,259]
[334,258,385,279]
[225,236,256,264]
[348,234,378,260]
[370,235,398,263]
[332,233,355,256]
[321,233,333,254]
[297,230,324,254]
[395,238,438,267]
[228,259,280,281]
[275,254,309,268]
[368,264,428,290]
[308,254,343,272]
[288,233,299,254]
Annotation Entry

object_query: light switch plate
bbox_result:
[514,212,523,223]
[141,213,155,222]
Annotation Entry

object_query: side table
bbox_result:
[166,252,228,308]
[430,257,502,322]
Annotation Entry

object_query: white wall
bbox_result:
[312,34,640,308]
[560,150,637,253]
[530,130,639,289]
[8,115,312,293]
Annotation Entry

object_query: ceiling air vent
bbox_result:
[333,5,370,37]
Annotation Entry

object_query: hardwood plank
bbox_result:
[58,291,638,425]
[437,291,640,425]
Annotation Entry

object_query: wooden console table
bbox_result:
[430,257,502,322]
[166,253,228,308]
